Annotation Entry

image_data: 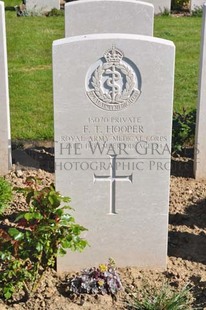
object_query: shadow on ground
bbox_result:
[171,148,194,178]
[168,231,206,264]
[12,141,195,177]
[169,194,206,264]
[12,141,54,173]
[170,200,206,230]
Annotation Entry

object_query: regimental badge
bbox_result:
[85,47,141,111]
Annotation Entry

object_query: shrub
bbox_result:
[0,177,88,300]
[171,0,189,11]
[47,8,64,16]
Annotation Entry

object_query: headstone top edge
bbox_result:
[0,1,4,8]
[65,0,154,9]
[53,33,175,48]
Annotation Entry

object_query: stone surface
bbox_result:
[141,0,171,14]
[53,33,175,271]
[194,3,206,179]
[0,2,11,175]
[65,0,154,37]
[26,0,60,14]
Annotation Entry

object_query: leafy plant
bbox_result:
[0,177,88,300]
[126,284,192,310]
[191,6,203,17]
[172,109,196,153]
[67,258,122,297]
[160,8,170,16]
[0,177,12,214]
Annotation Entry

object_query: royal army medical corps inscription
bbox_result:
[85,47,141,111]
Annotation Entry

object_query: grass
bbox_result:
[0,177,12,214]
[3,0,21,7]
[126,282,192,310]
[155,16,201,113]
[5,10,64,139]
[4,10,202,140]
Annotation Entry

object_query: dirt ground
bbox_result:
[0,143,206,309]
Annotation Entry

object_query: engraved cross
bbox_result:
[93,155,133,215]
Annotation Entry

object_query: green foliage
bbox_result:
[0,177,88,300]
[191,6,203,17]
[171,0,189,11]
[160,8,170,16]
[0,177,12,214]
[126,284,192,310]
[47,8,64,17]
[172,109,196,153]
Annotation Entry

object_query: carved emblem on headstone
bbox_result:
[86,47,141,111]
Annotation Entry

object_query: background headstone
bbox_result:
[194,3,206,179]
[53,33,175,271]
[0,1,11,175]
[65,0,154,37]
[142,0,171,14]
[26,0,60,14]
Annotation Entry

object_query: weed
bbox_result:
[172,108,196,153]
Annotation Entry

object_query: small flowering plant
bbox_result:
[68,258,123,297]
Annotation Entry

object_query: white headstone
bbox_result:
[26,0,60,14]
[194,3,206,179]
[0,2,11,175]
[190,0,204,12]
[53,33,175,271]
[65,0,154,37]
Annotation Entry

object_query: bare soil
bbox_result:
[0,143,206,309]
